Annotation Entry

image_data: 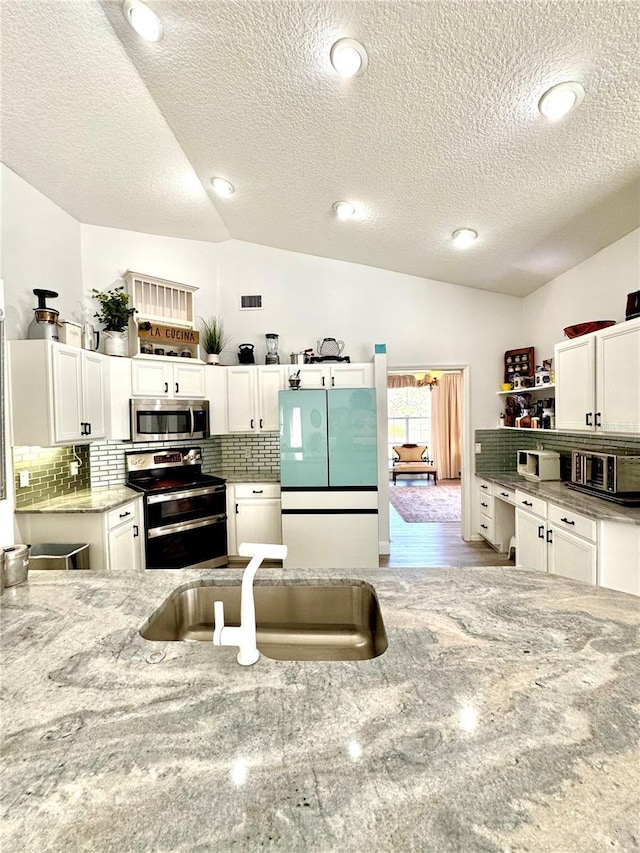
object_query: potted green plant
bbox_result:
[200,315,230,364]
[92,286,136,357]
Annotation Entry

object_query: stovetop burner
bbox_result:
[125,447,225,494]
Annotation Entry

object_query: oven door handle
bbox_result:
[147,513,227,539]
[189,406,194,437]
[147,485,226,504]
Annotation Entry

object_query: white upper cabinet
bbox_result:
[227,365,286,433]
[10,340,108,445]
[293,362,374,389]
[554,317,640,434]
[131,358,205,399]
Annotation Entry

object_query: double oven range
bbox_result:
[126,447,227,569]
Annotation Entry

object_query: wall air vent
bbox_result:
[239,294,263,310]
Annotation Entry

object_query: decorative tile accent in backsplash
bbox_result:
[475,429,640,478]
[13,445,91,507]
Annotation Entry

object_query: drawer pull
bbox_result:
[500,492,509,497]
[481,501,488,508]
[522,500,533,507]
[560,517,575,525]
[481,484,488,490]
[538,525,545,539]
[119,511,131,519]
[480,524,488,530]
[252,489,264,494]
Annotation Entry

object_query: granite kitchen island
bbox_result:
[1,565,639,852]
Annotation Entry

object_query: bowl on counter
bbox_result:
[563,321,616,339]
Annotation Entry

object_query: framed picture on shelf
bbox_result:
[504,346,534,384]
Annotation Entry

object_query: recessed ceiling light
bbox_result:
[333,201,356,220]
[122,0,163,42]
[330,39,368,78]
[452,228,478,248]
[538,81,585,121]
[211,177,235,198]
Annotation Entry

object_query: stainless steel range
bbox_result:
[126,447,227,569]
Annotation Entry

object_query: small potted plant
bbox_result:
[200,315,230,364]
[92,286,136,357]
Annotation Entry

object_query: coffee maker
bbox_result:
[265,333,280,364]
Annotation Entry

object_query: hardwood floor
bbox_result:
[380,478,513,568]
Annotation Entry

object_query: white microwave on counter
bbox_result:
[517,450,560,482]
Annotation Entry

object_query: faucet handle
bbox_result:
[213,600,225,645]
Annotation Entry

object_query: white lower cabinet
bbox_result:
[226,483,282,556]
[476,478,516,553]
[15,497,144,572]
[515,491,597,585]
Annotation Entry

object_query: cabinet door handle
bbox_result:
[175,383,179,394]
[119,511,131,518]
[538,524,545,539]
[331,376,335,387]
[522,500,533,507]
[235,503,239,514]
[164,382,169,394]
[80,422,86,435]
[250,419,254,429]
[546,528,553,543]
[259,418,263,429]
[585,412,593,426]
[595,412,602,427]
[86,422,91,435]
[252,489,264,494]
[560,517,575,525]
[481,501,488,507]
[322,376,325,386]
[133,524,139,538]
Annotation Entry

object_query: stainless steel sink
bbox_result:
[140,580,388,661]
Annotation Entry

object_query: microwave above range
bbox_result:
[130,398,210,443]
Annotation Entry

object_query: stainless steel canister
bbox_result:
[290,352,305,364]
[2,544,30,587]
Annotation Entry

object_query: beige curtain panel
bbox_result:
[387,374,417,388]
[431,373,462,480]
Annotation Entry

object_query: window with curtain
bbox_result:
[387,384,432,465]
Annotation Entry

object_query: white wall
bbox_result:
[80,224,221,320]
[523,228,640,360]
[0,279,14,546]
[1,165,83,339]
[216,240,523,431]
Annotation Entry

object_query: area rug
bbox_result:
[389,484,461,523]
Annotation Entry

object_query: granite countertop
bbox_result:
[14,486,139,514]
[477,472,640,525]
[2,565,639,852]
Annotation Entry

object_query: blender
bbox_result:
[265,333,280,364]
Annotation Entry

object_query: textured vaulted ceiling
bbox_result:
[2,0,639,296]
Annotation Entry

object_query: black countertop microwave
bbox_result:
[130,398,210,443]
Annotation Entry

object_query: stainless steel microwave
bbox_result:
[130,398,210,443]
[571,450,640,496]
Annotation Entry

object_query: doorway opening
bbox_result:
[383,367,503,568]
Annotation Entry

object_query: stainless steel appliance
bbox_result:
[126,447,227,569]
[27,289,59,341]
[130,398,209,443]
[2,544,30,586]
[568,450,640,504]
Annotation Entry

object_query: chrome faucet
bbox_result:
[213,542,288,666]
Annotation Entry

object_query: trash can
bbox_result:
[29,543,90,570]
[2,544,30,587]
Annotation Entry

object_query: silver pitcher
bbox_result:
[82,322,100,351]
